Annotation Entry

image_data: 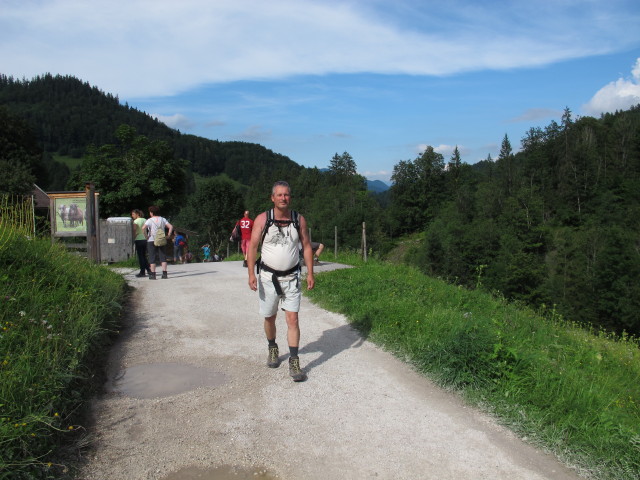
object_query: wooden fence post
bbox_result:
[85,183,100,263]
[362,221,367,262]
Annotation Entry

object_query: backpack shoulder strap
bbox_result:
[260,209,274,246]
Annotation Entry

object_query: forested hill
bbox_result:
[0,74,302,186]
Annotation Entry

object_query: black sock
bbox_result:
[289,346,299,358]
[268,339,277,347]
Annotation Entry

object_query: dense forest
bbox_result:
[0,74,302,187]
[1,74,639,336]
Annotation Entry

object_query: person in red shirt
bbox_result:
[235,210,254,267]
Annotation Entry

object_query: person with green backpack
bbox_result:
[143,205,174,280]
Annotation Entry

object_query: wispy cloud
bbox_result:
[234,125,272,142]
[152,113,195,130]
[2,0,639,99]
[509,108,562,123]
[583,58,640,115]
[205,120,227,128]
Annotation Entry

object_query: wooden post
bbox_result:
[334,226,338,258]
[31,195,36,237]
[85,183,99,263]
[362,222,367,262]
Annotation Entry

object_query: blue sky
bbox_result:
[2,1,640,183]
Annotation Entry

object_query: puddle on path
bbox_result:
[112,362,227,399]
[163,465,278,480]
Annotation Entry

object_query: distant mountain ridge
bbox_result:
[367,179,390,192]
[318,167,389,192]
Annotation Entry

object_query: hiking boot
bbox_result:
[161,271,168,279]
[243,260,247,267]
[149,272,157,280]
[135,272,146,277]
[289,357,307,382]
[267,345,280,368]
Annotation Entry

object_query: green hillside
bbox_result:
[0,73,302,187]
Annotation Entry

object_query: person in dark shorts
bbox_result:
[311,241,324,265]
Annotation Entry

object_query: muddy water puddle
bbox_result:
[163,465,278,480]
[111,362,227,399]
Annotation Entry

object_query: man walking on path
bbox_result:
[247,181,315,382]
[235,210,254,267]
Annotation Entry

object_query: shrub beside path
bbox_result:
[78,261,581,480]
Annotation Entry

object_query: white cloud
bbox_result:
[362,170,392,183]
[414,143,466,158]
[434,144,456,156]
[152,113,195,130]
[2,0,639,99]
[583,58,640,115]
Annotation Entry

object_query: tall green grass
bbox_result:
[306,260,640,480]
[0,231,126,479]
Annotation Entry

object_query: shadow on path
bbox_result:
[300,324,365,372]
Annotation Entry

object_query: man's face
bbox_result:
[271,186,291,208]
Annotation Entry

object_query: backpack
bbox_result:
[259,208,300,246]
[230,224,241,242]
[153,218,167,246]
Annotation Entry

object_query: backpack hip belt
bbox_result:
[258,261,300,296]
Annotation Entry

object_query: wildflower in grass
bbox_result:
[68,426,74,430]
[19,310,26,316]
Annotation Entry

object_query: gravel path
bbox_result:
[77,260,581,480]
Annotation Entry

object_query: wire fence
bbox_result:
[0,194,35,251]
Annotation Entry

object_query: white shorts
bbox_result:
[258,273,301,317]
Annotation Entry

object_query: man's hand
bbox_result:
[248,272,258,291]
[306,273,315,290]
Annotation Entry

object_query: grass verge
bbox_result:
[0,231,127,479]
[306,260,640,480]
